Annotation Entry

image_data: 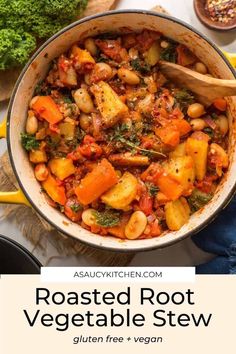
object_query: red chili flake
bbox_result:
[205,0,236,24]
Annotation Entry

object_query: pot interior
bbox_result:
[8,11,236,251]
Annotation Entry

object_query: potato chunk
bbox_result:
[165,198,190,231]
[48,158,75,180]
[101,172,138,210]
[29,149,47,164]
[186,136,208,181]
[163,156,195,193]
[91,81,128,127]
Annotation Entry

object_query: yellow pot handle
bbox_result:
[223,51,236,68]
[0,118,30,206]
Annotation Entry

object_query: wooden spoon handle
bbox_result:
[159,61,236,105]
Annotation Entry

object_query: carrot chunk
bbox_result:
[42,174,66,206]
[31,96,63,124]
[213,98,227,111]
[75,159,118,205]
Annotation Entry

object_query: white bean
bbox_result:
[160,40,169,49]
[82,209,97,227]
[187,103,205,118]
[118,68,140,85]
[93,62,113,81]
[34,164,49,182]
[216,115,229,135]
[79,113,92,131]
[210,143,228,168]
[128,47,139,59]
[74,88,94,113]
[84,38,98,57]
[125,211,147,240]
[190,118,206,131]
[26,111,38,134]
[194,62,208,75]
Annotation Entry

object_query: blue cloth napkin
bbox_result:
[192,197,236,274]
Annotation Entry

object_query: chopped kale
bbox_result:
[160,41,178,63]
[203,127,214,138]
[188,189,213,212]
[174,89,194,113]
[70,204,83,213]
[131,58,151,75]
[93,209,120,227]
[146,183,159,197]
[21,133,40,151]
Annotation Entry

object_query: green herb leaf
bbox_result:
[131,58,151,75]
[93,209,120,228]
[160,41,177,63]
[146,183,159,196]
[70,204,83,213]
[174,89,194,112]
[21,133,40,151]
[188,189,213,212]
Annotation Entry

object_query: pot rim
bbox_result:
[7,9,236,253]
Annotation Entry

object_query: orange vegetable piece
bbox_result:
[156,175,184,201]
[75,158,118,205]
[42,174,66,206]
[155,125,180,147]
[177,45,197,66]
[31,96,63,124]
[172,119,192,137]
[213,98,227,111]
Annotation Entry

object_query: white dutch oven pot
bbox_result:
[0,10,236,252]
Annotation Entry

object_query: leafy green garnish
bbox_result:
[93,209,120,228]
[63,96,73,104]
[174,89,194,112]
[21,133,40,151]
[110,123,166,158]
[188,189,213,212]
[203,127,214,138]
[160,41,177,63]
[146,183,159,197]
[70,204,83,213]
[131,58,151,75]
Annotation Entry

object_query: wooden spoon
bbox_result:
[159,60,236,106]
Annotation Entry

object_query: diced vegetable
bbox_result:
[107,215,130,239]
[109,153,149,166]
[163,156,195,194]
[155,125,180,147]
[48,158,75,180]
[213,98,227,112]
[31,96,63,124]
[71,45,95,70]
[59,122,75,139]
[156,174,184,201]
[75,159,118,205]
[58,56,77,86]
[144,41,161,66]
[91,81,128,127]
[177,45,196,66]
[42,174,66,206]
[186,135,209,181]
[101,172,138,210]
[169,142,186,158]
[29,149,47,164]
[165,198,190,231]
[172,119,192,137]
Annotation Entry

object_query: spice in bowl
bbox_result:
[205,0,236,24]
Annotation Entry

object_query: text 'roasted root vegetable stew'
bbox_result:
[21,30,229,240]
